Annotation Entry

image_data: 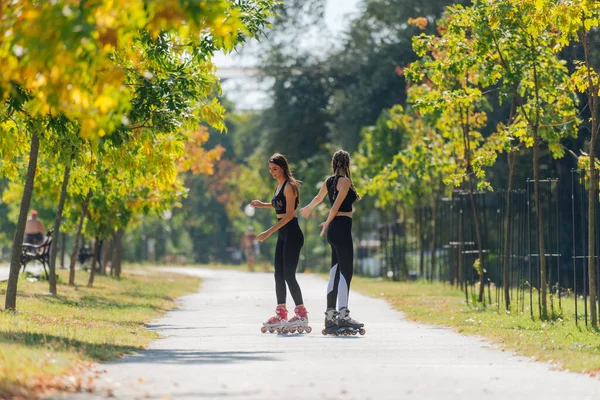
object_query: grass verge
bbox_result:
[0,268,200,399]
[351,277,600,375]
[129,262,275,273]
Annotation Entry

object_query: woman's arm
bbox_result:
[257,184,296,242]
[250,199,273,209]
[38,220,46,234]
[319,177,350,236]
[300,180,328,218]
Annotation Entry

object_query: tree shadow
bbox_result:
[24,293,170,312]
[145,323,228,330]
[110,348,280,365]
[127,389,263,399]
[0,331,139,361]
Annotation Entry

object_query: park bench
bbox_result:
[20,230,53,278]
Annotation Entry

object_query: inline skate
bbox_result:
[284,305,312,334]
[322,307,366,336]
[261,305,288,334]
[337,307,366,336]
[321,308,339,336]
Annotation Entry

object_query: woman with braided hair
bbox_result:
[301,149,365,335]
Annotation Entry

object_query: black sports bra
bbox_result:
[326,175,357,212]
[272,180,299,214]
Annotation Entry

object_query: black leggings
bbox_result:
[326,216,353,310]
[274,218,304,305]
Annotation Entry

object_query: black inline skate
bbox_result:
[321,308,339,336]
[335,307,366,336]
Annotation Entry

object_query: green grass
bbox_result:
[351,277,600,375]
[0,268,200,398]
[135,261,275,273]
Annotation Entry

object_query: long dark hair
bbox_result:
[269,153,302,195]
[332,149,360,199]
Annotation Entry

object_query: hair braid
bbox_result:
[331,149,360,200]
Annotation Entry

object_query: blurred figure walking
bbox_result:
[24,210,45,245]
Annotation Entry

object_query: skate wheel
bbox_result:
[269,328,275,333]
[297,327,304,334]
[305,326,312,334]
[261,326,267,333]
[359,328,366,335]
[321,329,327,336]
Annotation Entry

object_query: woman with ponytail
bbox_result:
[251,153,311,334]
[301,149,364,335]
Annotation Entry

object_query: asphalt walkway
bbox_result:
[53,267,600,399]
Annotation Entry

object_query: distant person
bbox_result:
[240,226,257,272]
[301,149,365,335]
[24,210,45,245]
[251,153,311,334]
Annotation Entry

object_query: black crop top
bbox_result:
[326,175,357,212]
[272,180,299,214]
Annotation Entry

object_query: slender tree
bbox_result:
[562,0,600,327]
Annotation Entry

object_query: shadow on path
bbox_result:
[112,349,280,365]
[146,323,228,331]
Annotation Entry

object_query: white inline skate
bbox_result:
[261,305,288,334]
[284,305,312,334]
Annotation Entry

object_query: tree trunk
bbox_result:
[458,207,464,290]
[60,232,66,269]
[68,191,92,286]
[462,109,486,303]
[87,236,101,287]
[588,158,597,327]
[112,228,124,278]
[100,238,111,275]
[533,137,548,320]
[48,165,71,296]
[582,26,599,328]
[418,205,425,278]
[5,131,40,311]
[467,174,486,303]
[430,198,438,281]
[503,152,516,311]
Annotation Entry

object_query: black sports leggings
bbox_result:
[274,217,304,305]
[326,216,353,310]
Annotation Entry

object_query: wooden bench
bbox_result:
[21,230,53,277]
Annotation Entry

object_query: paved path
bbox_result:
[0,264,8,281]
[0,264,45,281]
[56,267,600,400]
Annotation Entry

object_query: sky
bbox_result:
[213,0,362,110]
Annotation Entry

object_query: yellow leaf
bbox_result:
[94,95,117,114]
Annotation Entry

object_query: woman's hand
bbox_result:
[257,230,271,242]
[300,205,313,219]
[250,200,263,208]
[318,220,330,237]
